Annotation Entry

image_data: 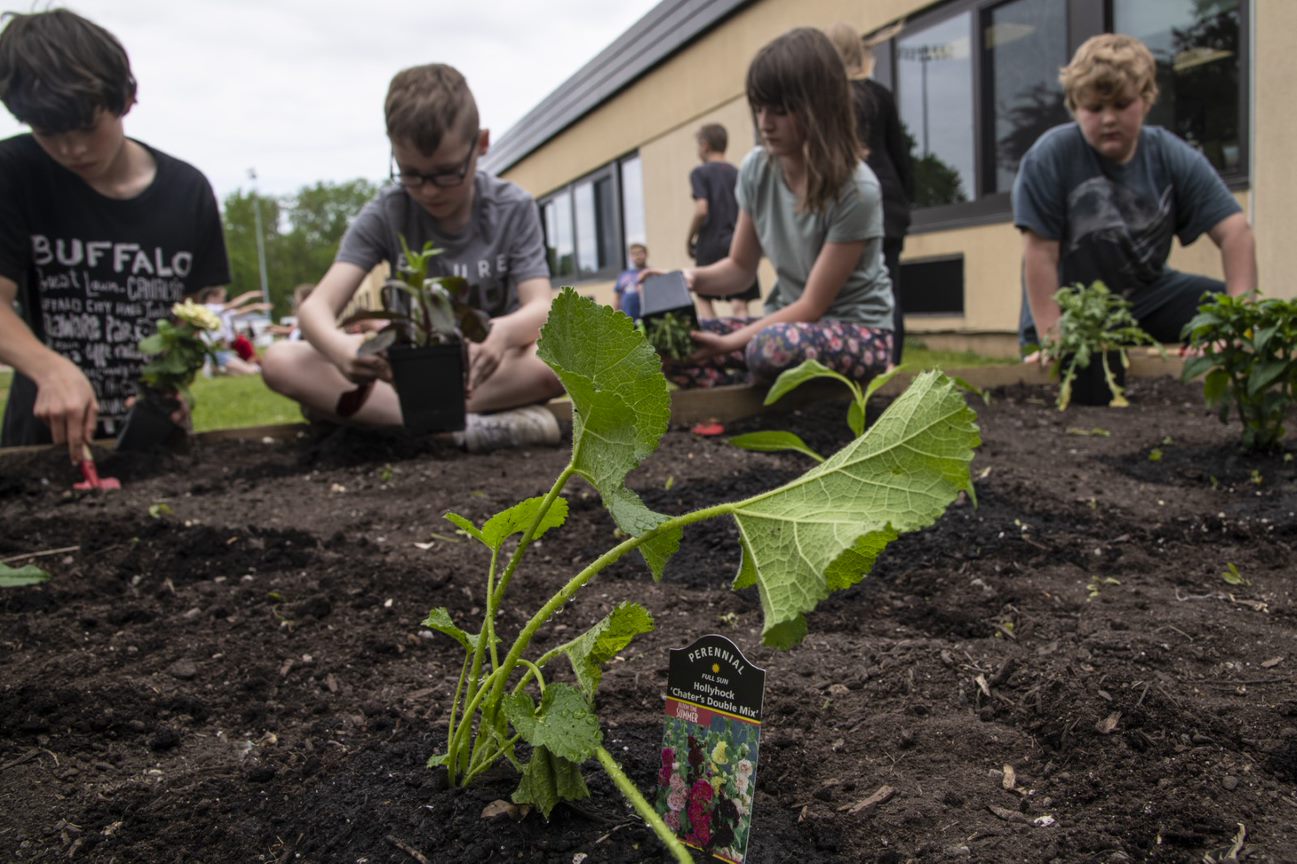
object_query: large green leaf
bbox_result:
[512,745,591,820]
[445,497,569,554]
[557,602,655,700]
[730,371,979,649]
[0,563,49,588]
[762,359,854,406]
[501,682,602,764]
[537,289,679,578]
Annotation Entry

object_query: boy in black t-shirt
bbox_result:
[688,123,759,318]
[0,9,230,460]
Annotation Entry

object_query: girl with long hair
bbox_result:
[656,27,894,388]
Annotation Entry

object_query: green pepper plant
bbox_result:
[1182,292,1297,451]
[1039,281,1159,410]
[424,289,981,860]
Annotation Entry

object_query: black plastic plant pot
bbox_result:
[640,271,698,358]
[1069,351,1125,406]
[388,341,466,434]
[116,390,183,452]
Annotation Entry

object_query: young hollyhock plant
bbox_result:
[421,289,980,862]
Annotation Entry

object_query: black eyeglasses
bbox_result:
[389,131,479,189]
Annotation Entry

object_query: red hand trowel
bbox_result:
[74,444,121,491]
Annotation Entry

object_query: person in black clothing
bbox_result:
[0,9,229,459]
[687,123,760,318]
[828,22,913,365]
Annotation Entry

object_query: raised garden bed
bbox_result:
[1,376,1295,862]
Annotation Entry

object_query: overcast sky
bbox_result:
[0,0,661,204]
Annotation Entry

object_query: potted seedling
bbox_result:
[342,237,490,433]
[639,271,698,360]
[117,299,222,452]
[1040,280,1159,410]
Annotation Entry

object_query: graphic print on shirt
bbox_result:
[32,233,194,431]
[1063,177,1175,294]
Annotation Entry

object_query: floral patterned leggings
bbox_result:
[666,317,894,389]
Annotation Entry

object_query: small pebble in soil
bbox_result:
[149,727,180,751]
[1222,775,1240,790]
[167,659,198,680]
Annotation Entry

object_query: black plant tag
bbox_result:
[654,634,765,862]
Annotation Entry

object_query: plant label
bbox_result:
[655,634,766,863]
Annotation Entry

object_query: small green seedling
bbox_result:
[1086,576,1120,601]
[148,502,175,520]
[1183,293,1297,451]
[379,464,395,484]
[1040,281,1159,411]
[1148,449,1163,463]
[1250,469,1264,486]
[1221,563,1249,586]
[730,359,984,461]
[421,290,980,860]
[0,562,50,588]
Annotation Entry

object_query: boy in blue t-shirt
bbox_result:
[1015,33,1256,350]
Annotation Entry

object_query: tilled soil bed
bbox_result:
[1,377,1296,864]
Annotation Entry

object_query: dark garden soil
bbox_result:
[2,376,1296,864]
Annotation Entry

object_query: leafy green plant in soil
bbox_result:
[137,299,223,409]
[729,359,983,462]
[1039,280,1159,411]
[642,310,695,360]
[422,289,981,860]
[1182,293,1297,451]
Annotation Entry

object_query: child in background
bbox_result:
[828,22,912,366]
[612,243,647,320]
[687,123,759,318]
[261,64,562,451]
[0,8,229,460]
[199,286,265,376]
[648,27,893,389]
[1015,33,1256,353]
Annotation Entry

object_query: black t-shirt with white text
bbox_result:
[0,134,229,445]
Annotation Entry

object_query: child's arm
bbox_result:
[0,275,98,462]
[1021,230,1062,354]
[299,261,390,383]
[1207,212,1258,297]
[225,290,263,309]
[687,198,708,259]
[685,210,762,297]
[466,277,554,391]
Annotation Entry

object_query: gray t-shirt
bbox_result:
[736,146,893,328]
[1012,124,1240,298]
[336,172,549,318]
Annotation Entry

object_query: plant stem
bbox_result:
[493,465,575,610]
[595,746,693,864]
[444,653,470,785]
[484,501,733,736]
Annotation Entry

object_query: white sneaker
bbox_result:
[459,405,561,453]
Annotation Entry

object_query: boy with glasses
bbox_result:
[263,63,562,450]
[0,9,229,461]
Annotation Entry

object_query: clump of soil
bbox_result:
[1,377,1295,863]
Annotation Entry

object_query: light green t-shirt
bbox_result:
[736,146,893,328]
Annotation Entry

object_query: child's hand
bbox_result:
[467,338,505,395]
[687,328,741,363]
[33,355,99,464]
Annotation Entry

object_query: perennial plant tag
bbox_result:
[656,634,766,863]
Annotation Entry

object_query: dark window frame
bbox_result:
[878,0,1250,234]
[539,152,643,285]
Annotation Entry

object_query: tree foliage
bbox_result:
[221,179,380,319]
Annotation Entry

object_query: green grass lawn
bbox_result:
[0,343,1009,438]
[0,369,303,435]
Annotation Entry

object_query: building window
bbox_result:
[542,195,574,278]
[897,12,974,208]
[1114,0,1243,174]
[877,0,1248,230]
[984,0,1069,194]
[541,153,644,283]
[620,155,646,248]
